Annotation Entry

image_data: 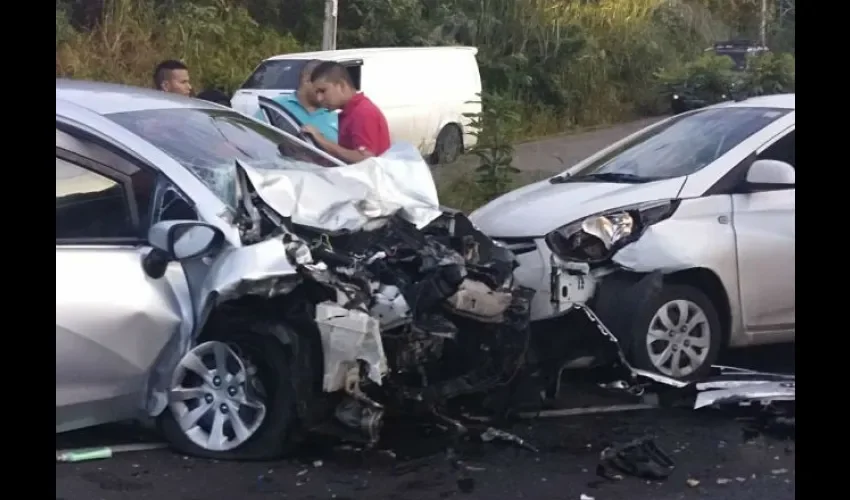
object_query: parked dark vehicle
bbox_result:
[668,40,768,114]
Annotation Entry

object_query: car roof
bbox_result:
[56,79,222,116]
[266,46,477,62]
[717,93,795,110]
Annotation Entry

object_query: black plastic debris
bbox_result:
[597,436,675,481]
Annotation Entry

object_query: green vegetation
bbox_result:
[656,51,795,103]
[56,0,795,133]
[56,0,795,212]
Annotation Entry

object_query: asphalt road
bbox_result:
[56,342,794,500]
[512,117,665,174]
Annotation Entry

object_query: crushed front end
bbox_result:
[283,211,543,443]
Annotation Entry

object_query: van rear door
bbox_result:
[231,59,307,116]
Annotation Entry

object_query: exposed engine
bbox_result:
[285,211,538,443]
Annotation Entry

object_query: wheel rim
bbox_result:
[646,299,711,378]
[168,341,267,451]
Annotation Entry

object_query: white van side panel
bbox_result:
[359,49,481,156]
[236,47,482,157]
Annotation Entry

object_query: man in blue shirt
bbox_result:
[254,59,339,143]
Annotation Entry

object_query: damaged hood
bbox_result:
[236,144,444,232]
[469,177,685,238]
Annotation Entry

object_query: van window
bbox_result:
[343,63,362,90]
[241,60,307,90]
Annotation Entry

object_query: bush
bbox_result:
[656,53,737,102]
[655,51,795,106]
[744,52,795,96]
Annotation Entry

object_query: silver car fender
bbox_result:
[147,235,301,416]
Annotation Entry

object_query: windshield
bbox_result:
[240,59,306,90]
[108,108,339,207]
[715,50,749,70]
[562,107,790,182]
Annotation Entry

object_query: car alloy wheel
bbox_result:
[168,341,267,452]
[645,299,711,378]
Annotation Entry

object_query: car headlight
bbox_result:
[544,200,680,264]
[672,94,679,100]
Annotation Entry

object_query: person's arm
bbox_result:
[303,125,374,164]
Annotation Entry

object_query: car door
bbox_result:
[257,96,303,137]
[56,128,193,433]
[731,127,795,342]
[256,96,326,152]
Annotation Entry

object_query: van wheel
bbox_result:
[432,125,463,165]
[158,325,301,460]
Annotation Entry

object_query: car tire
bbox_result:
[628,284,722,381]
[431,124,464,165]
[158,323,301,460]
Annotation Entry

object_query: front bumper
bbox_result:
[499,238,608,321]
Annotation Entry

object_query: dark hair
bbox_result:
[153,60,188,89]
[299,59,324,82]
[196,89,231,107]
[309,61,354,88]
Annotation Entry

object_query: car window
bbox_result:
[758,130,795,169]
[56,128,160,233]
[107,108,340,208]
[262,104,301,136]
[569,107,791,181]
[241,59,306,90]
[56,157,135,241]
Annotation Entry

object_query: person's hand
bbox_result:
[301,125,321,139]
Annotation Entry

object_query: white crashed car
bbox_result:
[470,95,795,380]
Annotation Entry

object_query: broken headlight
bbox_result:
[545,200,680,263]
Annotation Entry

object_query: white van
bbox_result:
[231,47,482,163]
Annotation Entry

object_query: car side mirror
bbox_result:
[744,159,795,191]
[143,220,224,279]
[149,220,224,259]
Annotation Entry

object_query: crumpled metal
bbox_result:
[146,237,301,416]
[315,301,388,392]
[692,367,795,409]
[236,143,443,232]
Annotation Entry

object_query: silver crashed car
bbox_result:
[56,80,341,459]
[62,80,630,460]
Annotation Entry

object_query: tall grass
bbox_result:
[56,0,302,92]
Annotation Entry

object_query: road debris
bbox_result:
[479,427,539,453]
[597,437,675,481]
[518,403,657,420]
[56,442,168,463]
[686,478,700,487]
[580,494,596,500]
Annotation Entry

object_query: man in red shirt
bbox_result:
[302,61,391,164]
